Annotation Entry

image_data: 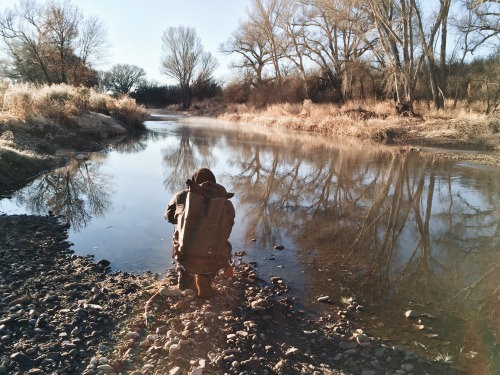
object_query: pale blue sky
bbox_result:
[0,0,252,84]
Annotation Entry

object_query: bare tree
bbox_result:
[411,0,452,110]
[248,0,286,88]
[220,19,275,88]
[453,0,499,62]
[0,0,109,85]
[102,64,146,96]
[275,0,312,97]
[161,25,217,108]
[303,0,373,102]
[365,0,425,113]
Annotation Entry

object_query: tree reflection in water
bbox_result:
[159,123,497,371]
[161,126,217,192]
[13,156,113,231]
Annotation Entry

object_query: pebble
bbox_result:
[355,333,370,343]
[317,296,330,303]
[160,287,182,297]
[401,363,414,371]
[124,331,140,340]
[169,344,181,355]
[285,347,301,356]
[404,310,420,318]
[340,341,358,350]
[96,364,113,372]
[236,330,249,337]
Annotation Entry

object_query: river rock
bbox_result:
[355,333,370,343]
[404,310,420,319]
[169,344,181,355]
[285,347,300,356]
[96,364,113,372]
[317,296,330,303]
[340,341,358,350]
[124,331,140,340]
[401,363,414,371]
[160,287,182,297]
[241,357,261,370]
[10,352,29,364]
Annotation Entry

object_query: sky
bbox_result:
[0,0,252,85]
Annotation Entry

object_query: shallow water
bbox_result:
[1,118,498,373]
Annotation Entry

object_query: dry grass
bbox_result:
[0,83,147,131]
[218,100,500,149]
[106,96,147,130]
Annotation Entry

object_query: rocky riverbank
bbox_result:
[0,214,456,374]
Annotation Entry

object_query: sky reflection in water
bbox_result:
[1,118,499,374]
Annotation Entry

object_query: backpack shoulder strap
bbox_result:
[186,179,234,199]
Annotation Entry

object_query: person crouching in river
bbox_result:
[165,168,235,298]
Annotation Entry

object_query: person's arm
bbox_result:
[165,191,187,224]
[165,194,178,224]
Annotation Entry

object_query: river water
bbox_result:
[1,117,498,373]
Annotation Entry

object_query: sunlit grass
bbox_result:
[0,83,146,130]
[434,352,454,364]
[218,99,500,148]
[340,296,351,305]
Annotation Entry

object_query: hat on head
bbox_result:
[191,168,216,184]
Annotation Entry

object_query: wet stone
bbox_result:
[10,352,30,364]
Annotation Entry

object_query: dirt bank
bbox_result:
[0,214,456,375]
[0,111,130,195]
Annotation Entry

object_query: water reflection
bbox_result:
[2,119,497,373]
[161,126,218,192]
[11,157,114,231]
[158,124,498,372]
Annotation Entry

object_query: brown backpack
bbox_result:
[177,179,234,263]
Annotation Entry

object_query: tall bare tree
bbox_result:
[365,0,424,112]
[161,25,217,108]
[248,0,286,88]
[0,0,109,85]
[303,0,373,102]
[220,19,275,89]
[412,0,452,110]
[275,0,311,97]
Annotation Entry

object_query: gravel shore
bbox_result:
[0,214,455,375]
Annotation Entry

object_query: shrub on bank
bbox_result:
[0,83,146,131]
[107,96,147,130]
